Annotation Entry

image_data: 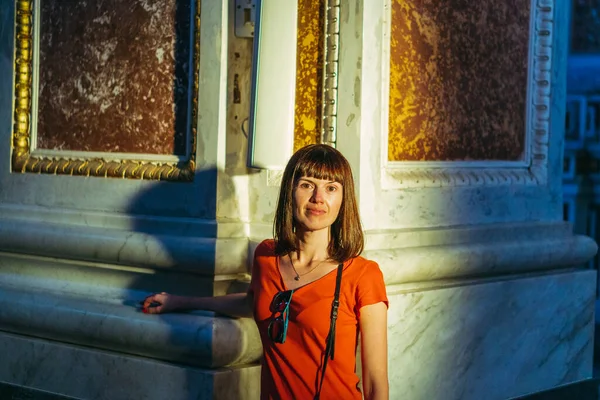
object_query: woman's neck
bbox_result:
[293,228,331,263]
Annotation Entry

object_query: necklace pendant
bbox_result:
[294,276,300,281]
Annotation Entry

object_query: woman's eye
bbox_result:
[299,182,312,189]
[327,185,338,192]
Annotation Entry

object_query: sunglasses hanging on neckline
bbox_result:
[268,289,294,344]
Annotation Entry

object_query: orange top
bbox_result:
[249,240,389,400]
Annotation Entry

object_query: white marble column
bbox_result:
[0,0,263,399]
[335,0,598,399]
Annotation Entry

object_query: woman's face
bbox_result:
[292,176,343,233]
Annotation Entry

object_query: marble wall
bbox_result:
[36,0,191,155]
[387,0,530,161]
[1,0,226,216]
[387,270,595,400]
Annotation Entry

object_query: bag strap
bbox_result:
[314,263,344,400]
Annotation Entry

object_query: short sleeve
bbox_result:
[247,239,275,297]
[355,261,388,316]
[247,251,258,297]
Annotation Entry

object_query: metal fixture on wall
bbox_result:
[320,0,340,147]
[234,0,256,38]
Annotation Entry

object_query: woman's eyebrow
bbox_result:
[298,177,341,185]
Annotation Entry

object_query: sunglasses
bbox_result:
[268,289,294,344]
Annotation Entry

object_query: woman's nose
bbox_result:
[311,187,325,202]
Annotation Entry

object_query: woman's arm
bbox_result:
[359,301,389,400]
[141,292,254,318]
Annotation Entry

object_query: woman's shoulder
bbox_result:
[346,255,383,279]
[254,238,277,257]
[347,255,379,269]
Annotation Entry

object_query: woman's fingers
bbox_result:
[144,304,163,314]
[142,295,156,309]
[141,293,169,314]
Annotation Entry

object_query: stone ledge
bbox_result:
[0,251,244,298]
[363,221,573,251]
[0,331,261,400]
[367,234,597,285]
[0,283,262,369]
[0,216,248,275]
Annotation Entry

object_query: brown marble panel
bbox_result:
[388,0,529,161]
[294,0,324,151]
[571,0,600,53]
[36,0,191,155]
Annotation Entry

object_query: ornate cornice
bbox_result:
[382,0,552,189]
[11,0,200,181]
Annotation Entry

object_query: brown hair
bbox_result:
[273,144,364,262]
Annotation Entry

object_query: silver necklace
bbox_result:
[289,254,326,281]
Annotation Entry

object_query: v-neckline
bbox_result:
[276,256,344,292]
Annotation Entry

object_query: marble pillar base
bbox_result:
[0,253,262,368]
[0,331,261,400]
[387,269,596,400]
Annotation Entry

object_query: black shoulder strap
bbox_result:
[314,263,344,400]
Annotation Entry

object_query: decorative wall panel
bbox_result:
[11,0,200,180]
[293,0,324,151]
[388,0,530,162]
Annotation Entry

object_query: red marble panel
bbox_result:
[388,0,530,161]
[36,0,191,155]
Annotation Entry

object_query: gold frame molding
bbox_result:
[11,0,200,181]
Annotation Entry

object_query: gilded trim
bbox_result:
[320,0,340,147]
[11,0,200,181]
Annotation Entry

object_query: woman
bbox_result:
[142,144,389,400]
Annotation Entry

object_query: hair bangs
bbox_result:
[294,148,346,185]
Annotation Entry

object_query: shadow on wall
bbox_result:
[123,168,259,400]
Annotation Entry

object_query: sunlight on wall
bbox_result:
[294,0,324,151]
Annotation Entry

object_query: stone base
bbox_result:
[387,269,596,400]
[0,331,261,400]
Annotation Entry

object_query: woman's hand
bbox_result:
[141,292,182,314]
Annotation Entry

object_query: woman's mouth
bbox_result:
[307,209,326,216]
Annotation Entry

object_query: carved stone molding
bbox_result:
[382,0,552,189]
[11,0,200,181]
[321,0,340,147]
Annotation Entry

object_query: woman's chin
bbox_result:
[296,222,332,234]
